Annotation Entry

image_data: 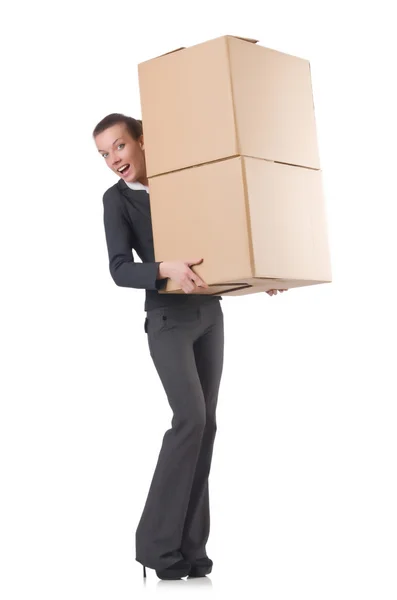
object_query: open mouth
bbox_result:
[117,164,131,177]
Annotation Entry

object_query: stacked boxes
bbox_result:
[138,35,332,296]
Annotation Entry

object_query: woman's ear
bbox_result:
[139,135,145,150]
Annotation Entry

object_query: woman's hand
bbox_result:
[159,258,208,294]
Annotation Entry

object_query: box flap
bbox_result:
[153,36,257,60]
[156,46,186,58]
[228,35,258,44]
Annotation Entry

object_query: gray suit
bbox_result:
[102,179,224,570]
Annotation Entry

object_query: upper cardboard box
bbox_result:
[138,35,321,178]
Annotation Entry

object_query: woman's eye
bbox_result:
[102,143,124,158]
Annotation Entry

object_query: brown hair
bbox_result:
[92,113,143,140]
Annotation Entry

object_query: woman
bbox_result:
[93,113,286,580]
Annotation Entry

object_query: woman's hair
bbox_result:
[92,113,143,140]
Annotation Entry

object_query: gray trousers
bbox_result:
[135,299,224,570]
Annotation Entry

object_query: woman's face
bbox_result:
[95,123,147,184]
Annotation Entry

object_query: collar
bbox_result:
[118,177,148,189]
[126,181,149,192]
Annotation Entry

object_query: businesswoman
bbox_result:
[93,113,286,580]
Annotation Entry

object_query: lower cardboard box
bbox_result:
[148,156,332,297]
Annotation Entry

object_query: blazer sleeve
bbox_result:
[102,190,168,290]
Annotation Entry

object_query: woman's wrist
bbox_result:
[157,261,168,279]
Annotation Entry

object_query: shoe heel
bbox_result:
[143,565,146,578]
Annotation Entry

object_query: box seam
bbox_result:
[240,157,256,278]
[225,37,240,156]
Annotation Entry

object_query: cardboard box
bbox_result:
[148,157,331,296]
[138,35,331,297]
[138,35,320,177]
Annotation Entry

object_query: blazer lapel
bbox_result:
[116,178,151,218]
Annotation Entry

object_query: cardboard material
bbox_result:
[138,35,320,177]
[138,35,331,298]
[148,157,332,296]
[155,35,258,58]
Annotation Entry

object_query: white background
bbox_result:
[1,1,396,598]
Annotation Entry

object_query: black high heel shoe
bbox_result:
[142,559,192,580]
[188,557,213,577]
